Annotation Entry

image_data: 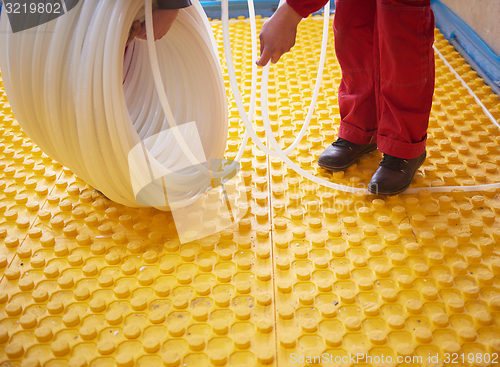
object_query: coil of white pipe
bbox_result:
[0,0,228,210]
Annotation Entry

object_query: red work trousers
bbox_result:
[334,0,435,159]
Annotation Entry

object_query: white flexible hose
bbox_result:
[433,45,499,129]
[221,0,331,156]
[0,0,228,209]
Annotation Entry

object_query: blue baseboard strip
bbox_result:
[431,0,500,88]
[200,0,279,19]
[200,0,333,20]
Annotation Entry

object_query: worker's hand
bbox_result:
[127,8,180,47]
[257,2,302,66]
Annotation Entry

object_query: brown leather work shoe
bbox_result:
[318,138,378,171]
[368,152,426,195]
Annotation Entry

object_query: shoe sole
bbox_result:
[368,153,427,196]
[318,145,378,172]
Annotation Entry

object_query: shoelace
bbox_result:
[379,154,409,173]
[332,138,357,149]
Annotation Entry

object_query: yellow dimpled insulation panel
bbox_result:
[1,14,500,367]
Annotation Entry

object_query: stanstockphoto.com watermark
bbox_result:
[290,353,424,365]
[291,353,500,365]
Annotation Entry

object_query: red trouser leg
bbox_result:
[334,0,435,159]
[376,0,435,159]
[334,0,378,145]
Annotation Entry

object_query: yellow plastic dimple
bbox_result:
[1,15,500,367]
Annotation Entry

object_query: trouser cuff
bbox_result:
[377,135,426,160]
[338,120,377,145]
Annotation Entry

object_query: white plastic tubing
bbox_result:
[218,0,500,195]
[0,0,228,209]
[1,0,500,214]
